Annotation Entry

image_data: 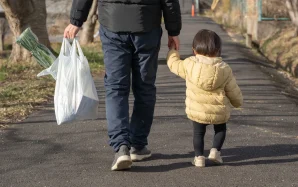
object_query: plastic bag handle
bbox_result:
[72,39,85,60]
[61,38,71,56]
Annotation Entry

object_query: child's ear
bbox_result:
[192,48,197,55]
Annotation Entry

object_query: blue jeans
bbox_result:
[100,25,162,152]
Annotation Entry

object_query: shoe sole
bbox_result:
[111,155,132,171]
[194,162,205,167]
[131,153,151,161]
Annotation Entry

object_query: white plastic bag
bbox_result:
[51,38,99,125]
[37,40,71,80]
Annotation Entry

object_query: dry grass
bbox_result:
[260,27,298,77]
[212,0,289,31]
[0,64,55,123]
[262,0,289,18]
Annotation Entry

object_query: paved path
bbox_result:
[1,16,298,187]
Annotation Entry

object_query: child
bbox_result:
[167,29,243,167]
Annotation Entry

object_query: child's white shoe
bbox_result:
[193,156,205,167]
[208,148,223,164]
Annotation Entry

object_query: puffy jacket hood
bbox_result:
[187,54,231,91]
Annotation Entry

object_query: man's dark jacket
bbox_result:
[70,0,181,36]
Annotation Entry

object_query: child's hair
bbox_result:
[192,29,222,57]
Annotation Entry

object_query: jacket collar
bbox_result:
[195,54,222,65]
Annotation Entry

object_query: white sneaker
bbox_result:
[208,148,223,164]
[193,156,205,167]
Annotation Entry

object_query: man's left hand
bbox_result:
[64,24,80,39]
[168,36,180,50]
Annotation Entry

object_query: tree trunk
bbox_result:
[295,26,298,36]
[0,0,51,63]
[0,18,5,52]
[79,0,98,45]
[286,0,298,37]
[211,0,220,11]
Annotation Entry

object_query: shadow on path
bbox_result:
[127,144,298,172]
[223,144,298,166]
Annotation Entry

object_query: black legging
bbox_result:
[193,121,226,156]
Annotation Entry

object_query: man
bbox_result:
[64,0,181,171]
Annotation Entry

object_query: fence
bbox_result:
[228,0,290,21]
[212,0,291,45]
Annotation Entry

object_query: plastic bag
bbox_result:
[51,38,99,125]
[37,40,71,80]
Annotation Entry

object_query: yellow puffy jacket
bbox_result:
[167,50,243,125]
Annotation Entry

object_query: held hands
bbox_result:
[168,36,180,50]
[64,24,80,39]
[169,43,176,50]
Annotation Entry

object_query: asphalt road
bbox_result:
[1,15,298,187]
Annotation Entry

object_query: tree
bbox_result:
[211,0,220,11]
[80,0,98,45]
[0,0,51,63]
[286,0,298,37]
[0,18,5,52]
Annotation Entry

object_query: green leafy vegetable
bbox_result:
[16,28,56,68]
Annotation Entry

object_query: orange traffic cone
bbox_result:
[191,4,195,17]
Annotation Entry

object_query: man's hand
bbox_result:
[168,36,180,50]
[169,43,176,50]
[64,24,80,39]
